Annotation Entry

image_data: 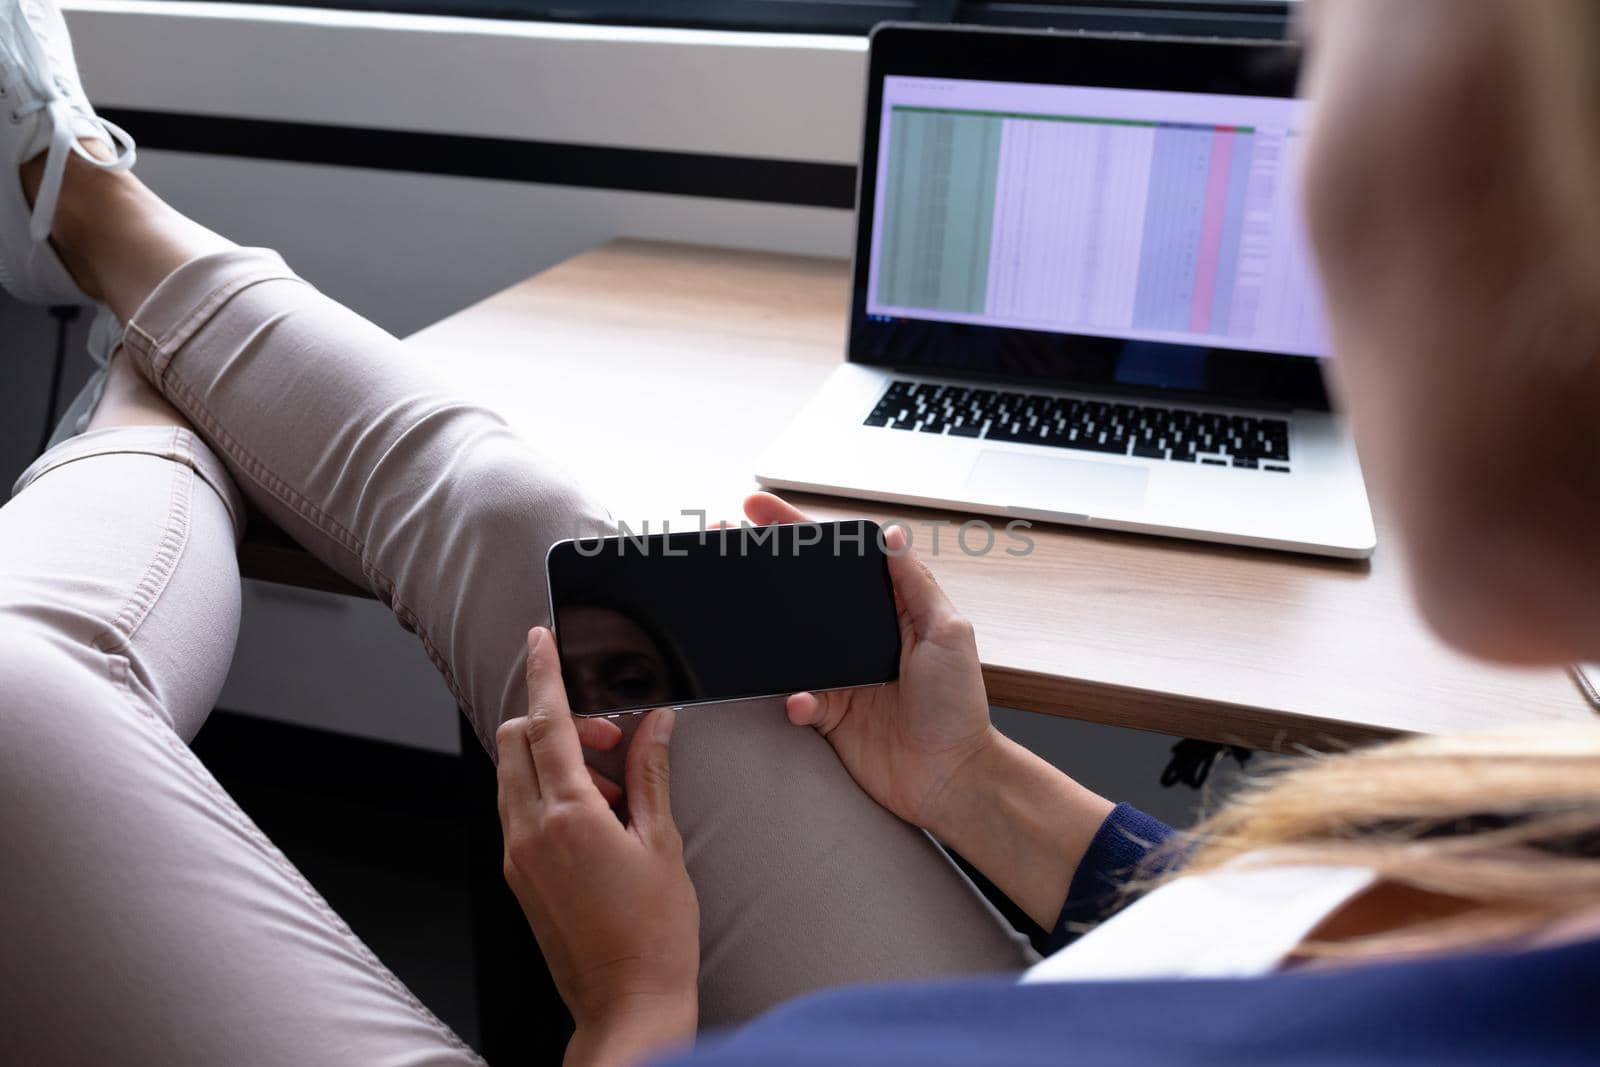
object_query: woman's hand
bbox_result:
[742,493,1000,838]
[497,627,698,1067]
[742,493,1113,929]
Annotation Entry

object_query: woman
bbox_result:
[1,1,1595,1066]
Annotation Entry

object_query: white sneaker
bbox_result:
[0,0,134,305]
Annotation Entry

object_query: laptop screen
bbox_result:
[865,75,1328,359]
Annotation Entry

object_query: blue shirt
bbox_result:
[657,805,1600,1066]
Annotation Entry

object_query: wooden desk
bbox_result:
[247,238,1592,753]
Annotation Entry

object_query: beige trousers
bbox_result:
[0,249,1031,1066]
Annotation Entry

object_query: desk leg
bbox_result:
[461,715,573,1065]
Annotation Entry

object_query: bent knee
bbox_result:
[445,436,614,550]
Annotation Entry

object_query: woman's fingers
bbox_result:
[496,715,540,809]
[742,489,968,646]
[575,714,623,753]
[742,491,811,526]
[741,497,960,640]
[588,767,623,807]
[624,708,678,846]
[787,691,853,738]
[786,691,822,727]
[523,627,595,803]
[502,710,622,812]
[881,526,964,640]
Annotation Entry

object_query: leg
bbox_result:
[670,702,1036,1024]
[43,151,609,756]
[0,368,483,1064]
[42,158,1032,1028]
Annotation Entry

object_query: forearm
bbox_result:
[929,732,1115,930]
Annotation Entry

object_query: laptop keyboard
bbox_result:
[863,379,1292,470]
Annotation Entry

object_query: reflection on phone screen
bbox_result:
[548,521,900,715]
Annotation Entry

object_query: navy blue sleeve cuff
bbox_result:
[1045,803,1176,953]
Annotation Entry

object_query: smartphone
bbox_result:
[545,520,900,717]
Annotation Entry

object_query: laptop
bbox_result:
[755,25,1376,559]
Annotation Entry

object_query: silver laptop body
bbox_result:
[756,25,1374,559]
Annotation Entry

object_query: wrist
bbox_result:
[930,733,1114,929]
[922,725,1011,844]
[565,995,696,1067]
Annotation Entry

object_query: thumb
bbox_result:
[625,707,678,845]
[882,526,959,635]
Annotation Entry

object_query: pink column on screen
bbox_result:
[1189,127,1236,333]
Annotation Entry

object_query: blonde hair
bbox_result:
[1146,0,1600,964]
[1166,724,1600,958]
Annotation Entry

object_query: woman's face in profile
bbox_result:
[556,605,680,714]
[1298,0,1600,663]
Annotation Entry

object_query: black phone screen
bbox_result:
[546,521,901,716]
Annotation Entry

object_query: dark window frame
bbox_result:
[182,0,1292,39]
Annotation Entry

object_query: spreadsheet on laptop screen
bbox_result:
[865,76,1331,359]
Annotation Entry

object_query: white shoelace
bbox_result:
[6,0,134,242]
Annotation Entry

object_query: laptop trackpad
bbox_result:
[965,450,1149,517]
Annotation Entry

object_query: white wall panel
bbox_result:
[65,1,868,163]
[133,149,853,336]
